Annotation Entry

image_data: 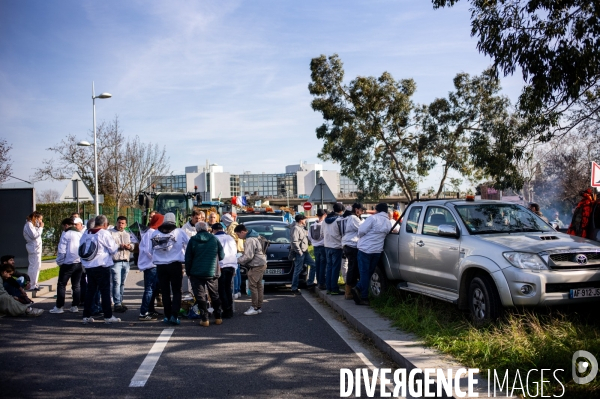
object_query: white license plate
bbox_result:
[569,288,600,298]
[264,268,284,275]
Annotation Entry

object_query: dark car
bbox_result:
[236,213,285,224]
[239,221,307,288]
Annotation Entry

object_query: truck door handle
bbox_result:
[417,240,425,247]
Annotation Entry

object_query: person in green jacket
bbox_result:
[184,221,225,327]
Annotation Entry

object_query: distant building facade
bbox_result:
[152,160,358,201]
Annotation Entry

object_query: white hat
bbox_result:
[73,217,83,224]
[163,212,176,224]
[221,213,234,226]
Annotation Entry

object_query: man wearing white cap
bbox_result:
[50,217,84,314]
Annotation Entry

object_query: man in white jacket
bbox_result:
[352,203,391,306]
[342,203,365,299]
[50,217,84,314]
[212,223,237,318]
[80,215,121,324]
[151,212,190,325]
[137,213,164,321]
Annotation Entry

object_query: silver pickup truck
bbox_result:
[373,199,600,322]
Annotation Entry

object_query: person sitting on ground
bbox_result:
[1,255,32,290]
[50,217,84,314]
[185,221,225,326]
[1,263,33,305]
[234,224,267,316]
[0,263,43,317]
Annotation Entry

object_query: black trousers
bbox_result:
[56,263,83,308]
[343,245,360,287]
[83,267,112,318]
[218,268,235,312]
[190,275,221,320]
[157,262,183,319]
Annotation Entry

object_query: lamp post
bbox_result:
[77,82,111,216]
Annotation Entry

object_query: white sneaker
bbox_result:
[244,306,259,316]
[234,293,240,299]
[82,317,94,324]
[104,316,121,324]
[69,306,79,313]
[49,306,64,314]
[257,308,262,314]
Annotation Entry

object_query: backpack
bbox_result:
[78,234,99,261]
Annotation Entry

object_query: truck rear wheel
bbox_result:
[369,265,388,297]
[468,274,502,324]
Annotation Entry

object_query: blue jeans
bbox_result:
[325,248,343,292]
[311,246,326,286]
[291,251,315,291]
[356,251,382,299]
[111,260,130,306]
[140,268,158,315]
[233,266,241,294]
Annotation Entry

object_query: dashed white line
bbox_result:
[129,328,174,388]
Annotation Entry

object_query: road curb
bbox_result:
[315,288,419,371]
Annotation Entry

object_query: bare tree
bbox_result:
[123,136,170,206]
[33,116,171,208]
[36,189,61,204]
[0,138,13,183]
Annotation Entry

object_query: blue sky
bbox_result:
[0,0,523,194]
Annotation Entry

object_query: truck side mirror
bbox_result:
[438,224,459,238]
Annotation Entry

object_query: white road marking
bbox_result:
[129,328,174,388]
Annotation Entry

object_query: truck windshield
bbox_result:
[454,204,553,235]
[154,194,187,215]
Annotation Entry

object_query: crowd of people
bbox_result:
[291,202,394,306]
[1,202,396,322]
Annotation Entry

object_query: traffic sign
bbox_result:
[303,202,312,211]
[592,162,600,187]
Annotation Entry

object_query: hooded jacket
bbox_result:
[237,229,267,268]
[137,228,156,271]
[214,231,238,269]
[290,221,309,255]
[185,230,224,278]
[150,224,190,265]
[80,228,119,268]
[181,220,197,238]
[341,214,363,248]
[323,212,344,249]
[56,227,83,265]
[357,212,391,254]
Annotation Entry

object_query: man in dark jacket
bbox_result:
[184,221,225,327]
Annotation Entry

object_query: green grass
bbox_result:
[371,290,600,398]
[38,267,59,282]
[42,255,56,261]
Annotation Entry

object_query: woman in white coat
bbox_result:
[23,211,44,290]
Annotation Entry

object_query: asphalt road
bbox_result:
[0,269,383,398]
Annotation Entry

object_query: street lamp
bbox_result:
[77,82,111,216]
